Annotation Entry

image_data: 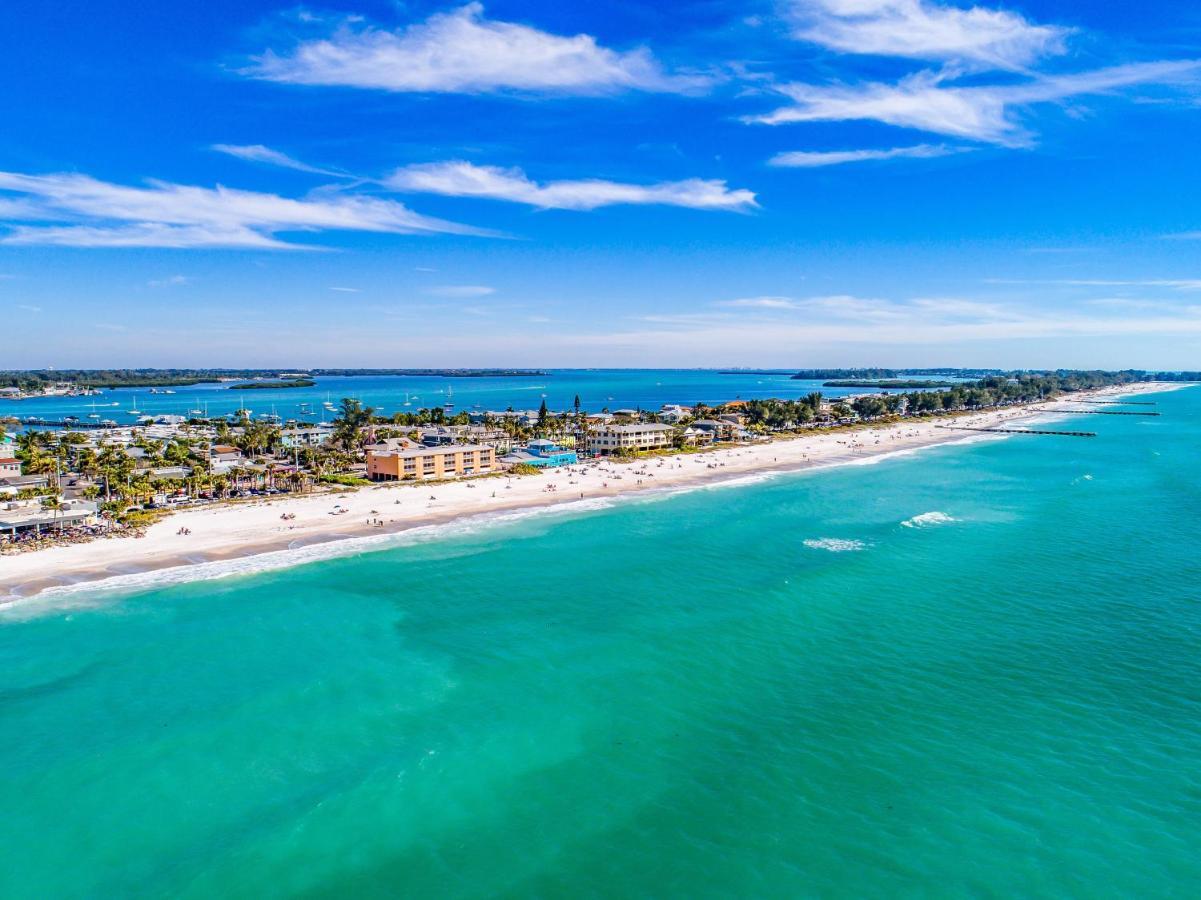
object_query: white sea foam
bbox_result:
[0,497,621,617]
[803,538,865,553]
[901,511,956,528]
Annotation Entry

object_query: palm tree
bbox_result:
[41,495,62,532]
[333,398,375,452]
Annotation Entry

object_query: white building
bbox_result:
[586,423,673,455]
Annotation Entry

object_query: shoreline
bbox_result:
[1,382,1185,606]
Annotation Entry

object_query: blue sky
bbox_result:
[3,0,1201,368]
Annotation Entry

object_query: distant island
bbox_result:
[312,369,548,378]
[823,379,957,388]
[717,370,796,376]
[793,368,1201,383]
[791,368,990,381]
[228,379,316,391]
[0,368,549,394]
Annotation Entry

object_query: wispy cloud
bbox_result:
[0,170,489,249]
[426,284,495,298]
[717,296,801,309]
[714,294,918,322]
[212,144,344,177]
[386,161,756,211]
[787,0,1068,70]
[148,274,190,287]
[769,143,962,167]
[329,285,361,292]
[17,303,41,313]
[596,290,1201,357]
[988,277,1201,290]
[750,61,1201,145]
[244,2,709,95]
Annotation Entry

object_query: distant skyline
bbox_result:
[4,1,1201,368]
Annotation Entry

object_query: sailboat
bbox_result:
[404,392,412,407]
[87,400,100,420]
[443,386,455,411]
[188,397,205,416]
[127,395,142,416]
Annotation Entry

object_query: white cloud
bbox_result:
[148,274,190,287]
[244,3,708,95]
[591,291,1201,358]
[0,170,489,249]
[212,144,343,177]
[988,278,1201,291]
[769,143,961,167]
[329,286,361,292]
[386,160,757,211]
[426,284,495,298]
[715,294,909,320]
[719,296,800,309]
[18,303,41,313]
[751,61,1201,145]
[788,0,1068,69]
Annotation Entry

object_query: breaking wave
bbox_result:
[803,538,865,553]
[901,511,956,528]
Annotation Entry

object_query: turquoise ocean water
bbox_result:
[2,387,1199,898]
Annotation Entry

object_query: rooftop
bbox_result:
[369,443,494,460]
[597,423,673,433]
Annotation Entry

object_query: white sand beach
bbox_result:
[0,383,1181,602]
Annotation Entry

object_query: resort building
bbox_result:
[0,498,99,538]
[586,423,674,455]
[680,426,715,447]
[0,457,21,479]
[659,404,693,424]
[366,443,496,481]
[280,425,333,449]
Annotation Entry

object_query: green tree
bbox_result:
[332,398,376,452]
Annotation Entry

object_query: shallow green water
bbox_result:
[2,389,1200,898]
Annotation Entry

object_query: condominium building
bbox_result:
[586,423,674,455]
[366,443,497,481]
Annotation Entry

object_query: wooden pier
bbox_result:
[1063,399,1157,406]
[938,425,1096,437]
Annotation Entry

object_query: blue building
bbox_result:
[502,438,578,469]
